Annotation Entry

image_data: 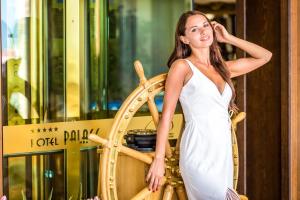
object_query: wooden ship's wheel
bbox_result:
[89,60,248,200]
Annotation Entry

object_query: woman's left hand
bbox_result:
[211,21,231,43]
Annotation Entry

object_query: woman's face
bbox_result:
[181,14,214,48]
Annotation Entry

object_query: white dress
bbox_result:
[179,59,239,200]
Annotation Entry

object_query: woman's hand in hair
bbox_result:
[211,21,231,43]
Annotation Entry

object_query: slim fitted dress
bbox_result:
[179,59,239,200]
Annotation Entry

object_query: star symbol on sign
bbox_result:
[49,128,52,132]
[37,128,41,133]
[54,127,58,131]
[43,128,47,132]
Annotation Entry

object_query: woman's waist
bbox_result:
[184,112,230,123]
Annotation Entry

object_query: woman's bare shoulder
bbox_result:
[168,59,190,75]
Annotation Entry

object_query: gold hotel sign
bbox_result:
[3,114,183,155]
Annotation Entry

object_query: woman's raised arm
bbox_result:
[211,21,272,78]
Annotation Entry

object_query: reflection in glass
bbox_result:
[1,0,66,125]
[84,0,108,119]
[1,1,66,199]
[1,0,192,198]
[106,0,192,116]
[46,0,65,121]
[80,148,99,199]
[3,152,64,200]
[2,0,33,126]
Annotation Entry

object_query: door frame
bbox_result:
[0,1,3,196]
[235,0,247,195]
[235,0,298,199]
[290,0,299,199]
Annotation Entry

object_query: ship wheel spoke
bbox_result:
[119,144,153,164]
[134,60,172,158]
[130,187,153,200]
[176,185,188,200]
[88,134,109,147]
[162,184,174,200]
[89,133,153,164]
[130,177,167,200]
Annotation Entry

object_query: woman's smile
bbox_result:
[200,35,210,41]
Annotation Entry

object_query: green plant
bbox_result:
[21,188,53,200]
[18,182,87,200]
[48,188,53,200]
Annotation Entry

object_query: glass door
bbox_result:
[1,0,192,199]
[1,0,101,199]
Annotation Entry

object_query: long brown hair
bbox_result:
[167,10,238,113]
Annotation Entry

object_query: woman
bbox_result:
[146,11,272,200]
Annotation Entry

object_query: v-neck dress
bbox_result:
[179,59,235,200]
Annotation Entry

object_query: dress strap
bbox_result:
[184,59,196,73]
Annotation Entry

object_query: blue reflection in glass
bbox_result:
[155,96,164,112]
[45,170,54,179]
[108,100,122,110]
